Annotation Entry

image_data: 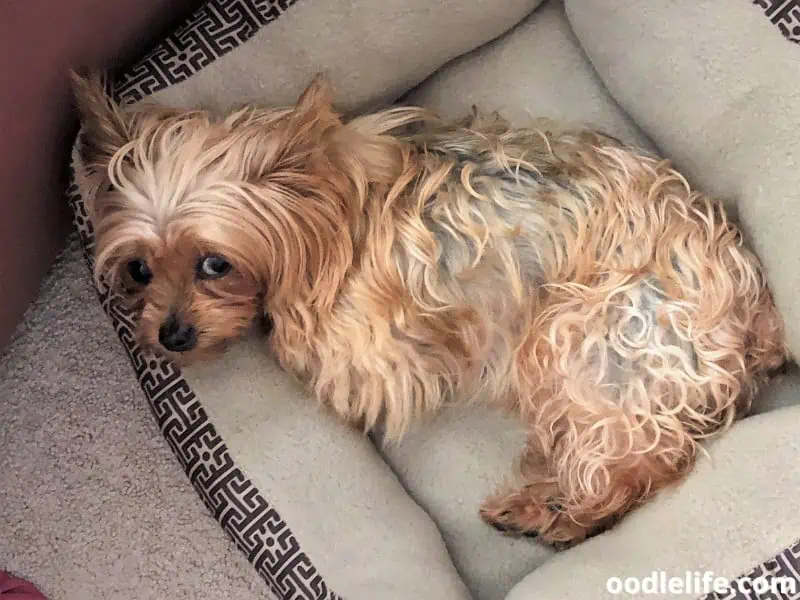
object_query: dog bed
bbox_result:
[65,0,800,599]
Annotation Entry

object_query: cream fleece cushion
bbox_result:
[180,338,472,600]
[127,0,545,114]
[404,0,650,149]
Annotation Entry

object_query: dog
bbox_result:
[71,72,788,546]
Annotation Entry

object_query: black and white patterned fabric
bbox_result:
[65,1,798,599]
[113,0,298,103]
[702,540,800,600]
[67,1,340,599]
[754,0,800,43]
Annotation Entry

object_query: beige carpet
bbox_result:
[0,237,271,600]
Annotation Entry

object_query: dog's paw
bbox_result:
[479,484,595,549]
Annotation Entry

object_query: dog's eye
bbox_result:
[197,255,232,280]
[126,258,152,285]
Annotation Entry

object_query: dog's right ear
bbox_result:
[69,70,130,175]
[294,74,335,116]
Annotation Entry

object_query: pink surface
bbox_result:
[0,572,47,600]
[0,0,201,352]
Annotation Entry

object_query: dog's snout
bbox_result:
[158,314,197,352]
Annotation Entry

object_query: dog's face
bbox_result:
[71,73,347,363]
[102,221,264,362]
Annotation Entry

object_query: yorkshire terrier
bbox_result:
[71,72,788,546]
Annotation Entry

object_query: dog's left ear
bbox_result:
[294,74,335,116]
[70,70,131,175]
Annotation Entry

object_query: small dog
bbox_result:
[72,72,787,546]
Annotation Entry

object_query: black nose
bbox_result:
[158,314,197,352]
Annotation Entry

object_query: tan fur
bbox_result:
[72,72,788,546]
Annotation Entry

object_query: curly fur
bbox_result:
[72,72,788,545]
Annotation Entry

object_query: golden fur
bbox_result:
[72,72,788,546]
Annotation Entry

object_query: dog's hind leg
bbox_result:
[480,400,696,547]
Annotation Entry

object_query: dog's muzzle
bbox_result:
[159,313,197,352]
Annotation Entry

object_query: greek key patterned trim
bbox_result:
[701,539,800,600]
[754,0,800,43]
[112,0,298,103]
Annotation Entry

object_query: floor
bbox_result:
[0,237,270,600]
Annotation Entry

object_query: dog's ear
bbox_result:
[294,74,335,116]
[70,70,130,174]
[229,75,339,183]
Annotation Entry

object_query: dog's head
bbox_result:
[71,72,358,363]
